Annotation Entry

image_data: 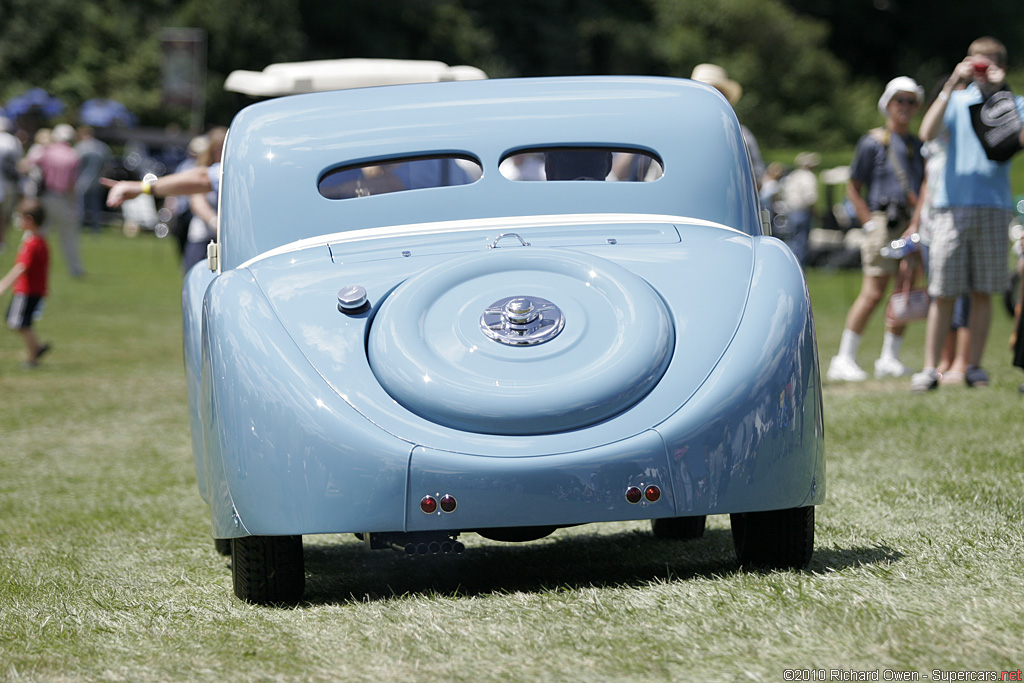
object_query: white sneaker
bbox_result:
[910,368,940,392]
[874,357,911,378]
[827,355,867,382]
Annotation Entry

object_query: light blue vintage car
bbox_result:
[182,76,825,603]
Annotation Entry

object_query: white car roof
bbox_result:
[224,58,487,97]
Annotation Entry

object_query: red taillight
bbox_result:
[626,484,661,504]
[420,496,438,514]
[439,494,458,513]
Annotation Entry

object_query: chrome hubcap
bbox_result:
[480,295,564,346]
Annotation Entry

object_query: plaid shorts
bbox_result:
[927,207,1012,298]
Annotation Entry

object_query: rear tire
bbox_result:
[231,535,305,604]
[214,538,232,556]
[651,515,706,540]
[731,506,814,570]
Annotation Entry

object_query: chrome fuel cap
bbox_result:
[480,295,564,346]
[337,284,368,312]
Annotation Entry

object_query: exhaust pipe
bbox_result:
[363,531,465,554]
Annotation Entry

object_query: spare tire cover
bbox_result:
[367,248,673,435]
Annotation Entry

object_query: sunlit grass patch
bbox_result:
[1,232,1022,680]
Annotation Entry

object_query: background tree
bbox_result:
[2,0,1022,149]
[643,0,865,147]
[176,0,307,127]
[782,0,1024,88]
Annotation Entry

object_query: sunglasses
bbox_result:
[892,96,918,105]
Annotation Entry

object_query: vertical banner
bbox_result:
[161,28,207,132]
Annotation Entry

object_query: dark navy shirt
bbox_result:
[849,129,924,211]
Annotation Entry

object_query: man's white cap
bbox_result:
[52,123,76,144]
[878,76,924,116]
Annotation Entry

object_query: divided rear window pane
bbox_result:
[319,155,483,200]
[317,148,662,200]
[499,148,663,182]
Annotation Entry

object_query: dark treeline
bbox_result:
[1,0,1022,148]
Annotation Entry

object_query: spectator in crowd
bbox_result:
[164,134,209,259]
[690,63,765,186]
[74,126,112,234]
[779,152,820,265]
[103,164,214,207]
[760,162,785,208]
[909,76,971,385]
[20,128,51,197]
[22,124,84,277]
[911,36,1024,391]
[182,127,225,274]
[0,197,51,368]
[1012,231,1024,393]
[828,77,925,382]
[0,116,24,254]
[500,151,545,181]
[543,149,613,181]
[760,162,786,236]
[104,126,226,274]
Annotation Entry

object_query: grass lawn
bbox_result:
[1,230,1022,681]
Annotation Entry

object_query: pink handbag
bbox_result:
[886,253,930,325]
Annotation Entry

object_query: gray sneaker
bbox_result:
[910,368,940,392]
[965,366,989,387]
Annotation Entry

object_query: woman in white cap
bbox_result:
[827,76,925,381]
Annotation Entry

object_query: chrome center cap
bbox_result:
[504,297,538,325]
[480,295,564,346]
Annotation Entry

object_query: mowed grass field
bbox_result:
[1,230,1022,681]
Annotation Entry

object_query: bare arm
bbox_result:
[906,175,927,238]
[102,165,213,208]
[918,95,948,143]
[846,178,872,228]
[189,193,218,228]
[920,59,974,142]
[0,262,26,298]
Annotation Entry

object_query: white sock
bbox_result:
[880,332,903,360]
[837,329,861,360]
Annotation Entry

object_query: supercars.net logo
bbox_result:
[784,669,1022,682]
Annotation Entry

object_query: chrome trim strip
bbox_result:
[237,213,744,269]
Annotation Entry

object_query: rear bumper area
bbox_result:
[406,430,676,532]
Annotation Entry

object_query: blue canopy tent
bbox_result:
[80,98,138,127]
[3,88,65,120]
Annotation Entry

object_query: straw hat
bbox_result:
[795,152,821,169]
[690,63,742,105]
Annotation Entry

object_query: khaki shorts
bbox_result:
[860,210,907,277]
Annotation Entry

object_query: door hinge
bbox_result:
[207,241,219,271]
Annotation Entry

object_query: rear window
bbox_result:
[319,154,483,200]
[499,147,663,182]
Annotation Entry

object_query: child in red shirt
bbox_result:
[0,198,51,367]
